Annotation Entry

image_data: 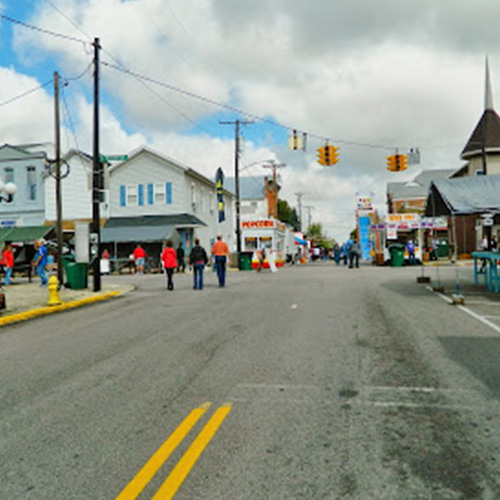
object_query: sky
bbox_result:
[0,0,497,242]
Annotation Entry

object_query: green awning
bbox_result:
[0,225,55,243]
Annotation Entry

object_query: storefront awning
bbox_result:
[101,224,179,243]
[0,225,55,243]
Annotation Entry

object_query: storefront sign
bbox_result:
[357,196,373,211]
[242,220,285,230]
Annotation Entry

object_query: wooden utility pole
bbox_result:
[54,71,64,285]
[219,119,253,261]
[92,37,102,291]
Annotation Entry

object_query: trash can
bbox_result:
[61,255,75,270]
[239,252,253,271]
[389,244,405,267]
[65,262,88,289]
[437,240,449,258]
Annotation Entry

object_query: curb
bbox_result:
[0,290,122,328]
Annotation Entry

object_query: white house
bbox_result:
[103,146,234,263]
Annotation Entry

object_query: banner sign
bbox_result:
[357,195,373,211]
[215,167,225,223]
[242,220,285,231]
[358,216,372,260]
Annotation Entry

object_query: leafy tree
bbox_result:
[278,199,300,231]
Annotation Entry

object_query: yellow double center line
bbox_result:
[114,402,232,500]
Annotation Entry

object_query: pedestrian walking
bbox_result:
[133,244,147,274]
[176,243,186,273]
[211,235,231,287]
[161,240,178,290]
[1,241,14,285]
[348,238,361,269]
[32,239,48,286]
[256,246,266,272]
[189,238,208,290]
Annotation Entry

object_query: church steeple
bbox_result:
[485,57,494,110]
[461,59,500,160]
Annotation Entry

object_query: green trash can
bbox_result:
[239,252,253,271]
[389,244,405,267]
[437,240,449,258]
[65,262,88,289]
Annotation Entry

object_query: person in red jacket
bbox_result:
[1,242,14,286]
[161,240,178,290]
[133,244,147,274]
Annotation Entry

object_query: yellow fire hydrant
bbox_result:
[47,275,62,306]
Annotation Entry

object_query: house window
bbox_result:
[154,183,165,204]
[191,183,196,207]
[26,166,37,201]
[4,167,14,183]
[126,185,138,205]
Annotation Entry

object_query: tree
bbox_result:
[278,199,300,231]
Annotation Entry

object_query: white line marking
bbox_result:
[365,401,476,411]
[463,301,500,306]
[427,286,500,335]
[291,304,298,309]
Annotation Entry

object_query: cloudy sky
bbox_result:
[0,0,497,241]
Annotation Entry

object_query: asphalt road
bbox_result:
[2,263,500,499]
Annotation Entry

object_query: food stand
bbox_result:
[241,219,286,269]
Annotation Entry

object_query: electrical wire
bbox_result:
[0,13,88,45]
[101,61,398,150]
[0,79,53,108]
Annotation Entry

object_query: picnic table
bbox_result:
[472,251,500,293]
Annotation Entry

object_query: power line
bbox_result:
[0,79,54,108]
[0,13,88,45]
[101,61,399,150]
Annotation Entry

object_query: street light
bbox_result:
[0,181,17,203]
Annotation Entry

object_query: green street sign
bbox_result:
[100,155,128,162]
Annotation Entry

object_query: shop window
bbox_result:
[260,236,272,249]
[4,167,14,183]
[26,166,37,201]
[245,237,257,251]
[154,183,165,204]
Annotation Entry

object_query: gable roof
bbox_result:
[461,109,500,158]
[387,168,458,199]
[425,174,500,216]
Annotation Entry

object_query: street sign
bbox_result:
[100,155,128,162]
[483,218,494,226]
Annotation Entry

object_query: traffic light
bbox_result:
[386,153,408,172]
[317,143,339,166]
[317,145,327,165]
[328,145,339,165]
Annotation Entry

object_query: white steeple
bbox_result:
[485,56,494,110]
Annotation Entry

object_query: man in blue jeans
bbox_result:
[33,239,48,286]
[211,235,231,287]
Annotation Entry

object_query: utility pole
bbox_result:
[295,191,305,232]
[54,71,64,286]
[262,161,286,219]
[92,37,101,291]
[219,119,253,262]
[303,205,314,229]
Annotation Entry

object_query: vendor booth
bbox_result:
[241,219,286,269]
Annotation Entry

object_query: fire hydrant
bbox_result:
[47,275,62,306]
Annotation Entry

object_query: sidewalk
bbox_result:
[0,277,133,327]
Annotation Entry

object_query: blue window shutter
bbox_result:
[148,183,154,204]
[120,185,126,206]
[166,182,172,204]
[138,184,144,206]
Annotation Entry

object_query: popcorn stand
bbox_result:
[241,219,286,269]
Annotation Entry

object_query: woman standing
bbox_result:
[161,240,178,290]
